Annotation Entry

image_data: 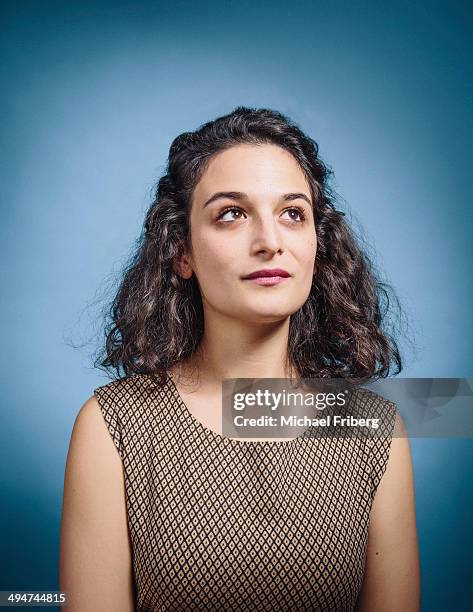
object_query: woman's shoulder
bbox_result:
[66,393,126,474]
[346,384,409,503]
[61,395,134,608]
[349,384,399,434]
[93,372,168,408]
[91,372,172,457]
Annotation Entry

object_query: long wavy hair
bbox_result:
[95,106,405,386]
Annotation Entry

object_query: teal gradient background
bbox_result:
[1,1,472,610]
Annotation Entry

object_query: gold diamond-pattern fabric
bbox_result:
[94,373,397,612]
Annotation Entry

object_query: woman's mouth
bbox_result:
[241,268,291,286]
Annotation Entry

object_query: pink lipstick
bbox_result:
[242,268,291,286]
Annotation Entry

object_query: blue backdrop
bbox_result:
[1,1,472,610]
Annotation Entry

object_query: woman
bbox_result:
[59,107,420,611]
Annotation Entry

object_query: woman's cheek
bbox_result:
[203,240,236,270]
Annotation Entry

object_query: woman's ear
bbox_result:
[173,249,194,279]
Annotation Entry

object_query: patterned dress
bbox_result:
[94,372,397,611]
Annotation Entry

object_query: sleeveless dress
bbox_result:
[94,372,397,612]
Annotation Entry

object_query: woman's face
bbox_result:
[181,143,317,324]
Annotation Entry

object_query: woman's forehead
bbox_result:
[193,143,311,204]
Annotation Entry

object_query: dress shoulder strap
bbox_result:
[355,387,399,501]
[93,373,169,461]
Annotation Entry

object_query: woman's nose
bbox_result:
[251,217,284,255]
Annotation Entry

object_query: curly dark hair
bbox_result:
[95,106,404,385]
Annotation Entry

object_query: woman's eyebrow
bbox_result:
[202,191,312,208]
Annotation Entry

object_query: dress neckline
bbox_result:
[164,371,309,448]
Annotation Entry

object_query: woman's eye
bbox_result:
[216,207,246,222]
[216,206,306,223]
[281,207,306,222]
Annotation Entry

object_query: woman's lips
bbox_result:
[242,268,291,286]
[242,275,290,286]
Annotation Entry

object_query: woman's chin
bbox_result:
[243,298,303,320]
[236,307,295,325]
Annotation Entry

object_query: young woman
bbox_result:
[59,107,420,611]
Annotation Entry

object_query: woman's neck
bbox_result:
[171,313,297,389]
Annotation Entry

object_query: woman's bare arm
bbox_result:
[59,396,134,611]
[355,412,420,611]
